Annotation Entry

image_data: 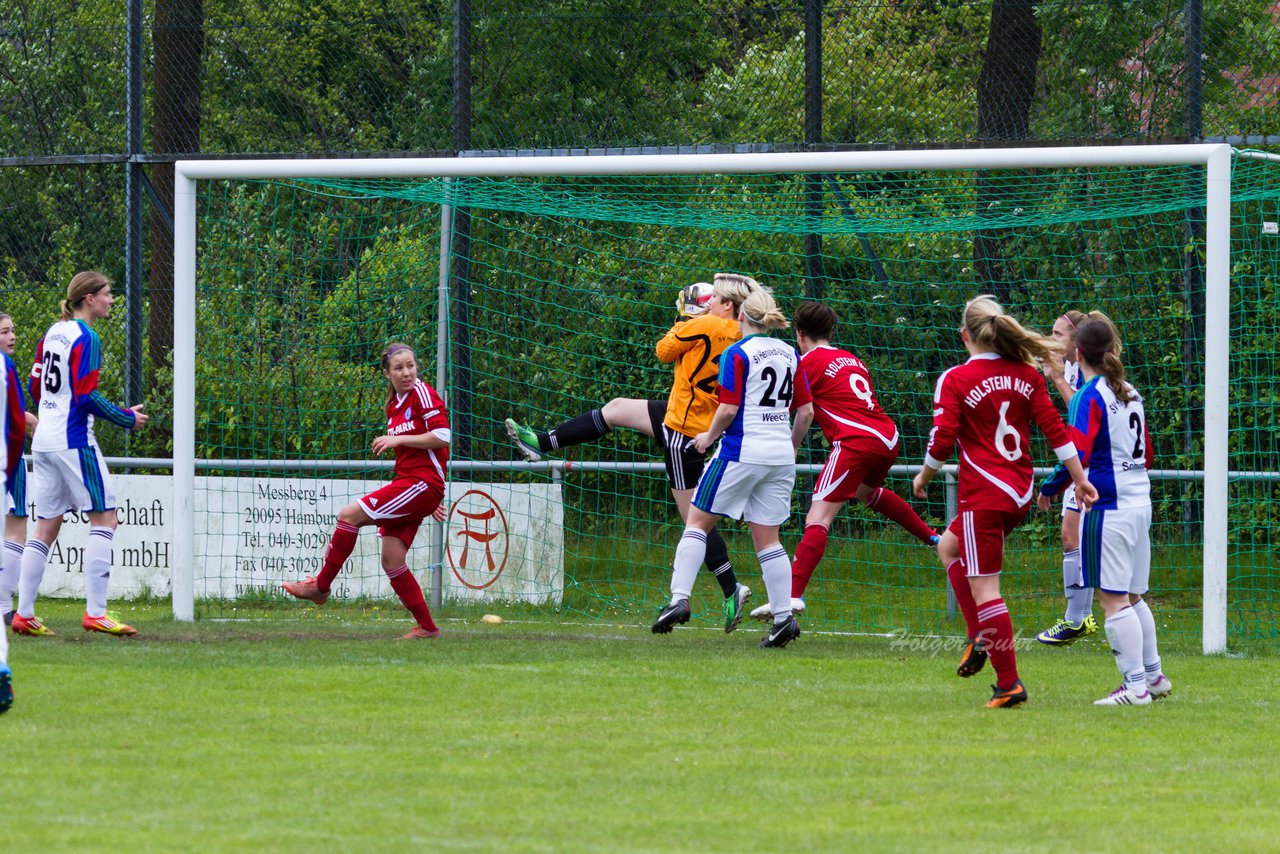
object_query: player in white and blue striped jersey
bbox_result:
[1037,310,1100,645]
[652,288,814,648]
[1039,317,1170,705]
[12,272,149,639]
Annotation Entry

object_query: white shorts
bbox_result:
[1080,505,1152,595]
[31,447,116,519]
[1060,483,1080,516]
[692,458,795,526]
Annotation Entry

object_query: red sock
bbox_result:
[791,524,829,598]
[977,598,1019,690]
[866,488,936,544]
[316,521,359,592]
[946,559,980,640]
[387,564,438,632]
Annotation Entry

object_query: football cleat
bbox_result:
[402,626,442,639]
[82,613,137,636]
[759,615,801,648]
[651,599,691,634]
[749,597,806,622]
[723,584,751,634]
[282,576,329,605]
[985,679,1028,709]
[956,637,988,678]
[1094,684,1153,706]
[504,418,543,463]
[929,533,941,547]
[1036,614,1098,646]
[0,662,11,714]
[10,614,55,637]
[1147,674,1173,699]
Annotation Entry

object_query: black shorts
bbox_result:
[647,399,710,491]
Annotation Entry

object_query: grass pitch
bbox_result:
[3,600,1277,852]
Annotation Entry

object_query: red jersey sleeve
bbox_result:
[417,382,451,435]
[924,367,962,468]
[28,338,44,406]
[5,357,24,479]
[717,348,748,406]
[1071,396,1106,468]
[789,355,812,411]
[1029,370,1073,453]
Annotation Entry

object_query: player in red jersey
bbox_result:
[282,342,449,639]
[749,301,938,622]
[913,296,1097,709]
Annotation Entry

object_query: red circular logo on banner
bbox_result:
[446,489,509,589]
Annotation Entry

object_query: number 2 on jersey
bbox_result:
[759,366,793,407]
[42,351,62,394]
[694,353,722,396]
[1128,411,1144,459]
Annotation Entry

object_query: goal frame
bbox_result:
[173,143,1235,653]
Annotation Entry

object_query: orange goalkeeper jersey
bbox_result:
[655,314,741,437]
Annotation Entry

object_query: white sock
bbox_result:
[1131,598,1163,683]
[670,528,707,603]
[757,543,792,622]
[85,526,115,618]
[1103,606,1147,695]
[16,540,50,619]
[1062,549,1094,624]
[0,600,8,664]
[0,539,23,615]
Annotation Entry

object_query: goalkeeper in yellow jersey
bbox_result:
[505,272,760,632]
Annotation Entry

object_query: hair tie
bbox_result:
[385,345,412,358]
[1059,313,1078,330]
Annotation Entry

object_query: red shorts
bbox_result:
[358,477,444,547]
[811,442,896,504]
[947,507,1028,576]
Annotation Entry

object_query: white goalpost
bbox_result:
[171,143,1235,653]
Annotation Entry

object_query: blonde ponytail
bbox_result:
[963,295,1054,365]
[739,288,789,331]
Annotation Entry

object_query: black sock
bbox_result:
[703,528,738,597]
[544,409,609,451]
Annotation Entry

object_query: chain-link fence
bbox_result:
[1,0,1278,432]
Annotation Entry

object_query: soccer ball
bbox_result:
[676,282,714,317]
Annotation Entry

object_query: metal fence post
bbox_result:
[450,0,474,459]
[430,198,454,612]
[803,0,824,300]
[125,0,144,423]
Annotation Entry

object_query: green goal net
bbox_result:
[187,153,1280,648]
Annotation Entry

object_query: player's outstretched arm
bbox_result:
[83,391,141,431]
